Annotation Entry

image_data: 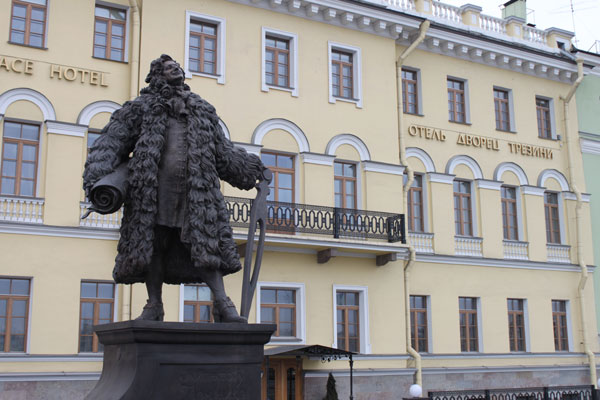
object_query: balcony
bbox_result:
[503,240,529,260]
[547,243,571,264]
[226,197,405,244]
[0,196,44,224]
[407,231,434,253]
[454,236,483,257]
[80,202,123,229]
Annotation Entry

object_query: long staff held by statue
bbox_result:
[240,168,273,319]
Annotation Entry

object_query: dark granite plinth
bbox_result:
[85,320,275,400]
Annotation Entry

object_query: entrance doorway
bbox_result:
[261,358,303,400]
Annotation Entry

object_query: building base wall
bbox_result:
[0,380,97,400]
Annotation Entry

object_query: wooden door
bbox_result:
[262,358,303,400]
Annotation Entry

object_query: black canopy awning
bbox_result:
[265,344,354,361]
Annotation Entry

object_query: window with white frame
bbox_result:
[536,96,556,139]
[493,87,515,132]
[544,191,562,244]
[507,298,528,352]
[261,27,297,96]
[447,77,470,124]
[501,185,519,240]
[93,3,128,62]
[328,42,362,108]
[454,180,473,236]
[459,296,480,352]
[184,11,225,84]
[182,284,213,323]
[552,299,570,351]
[333,285,370,354]
[257,282,305,343]
[9,0,47,48]
[402,67,422,115]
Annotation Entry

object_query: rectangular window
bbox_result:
[408,174,424,232]
[10,0,47,48]
[459,297,478,352]
[410,295,428,352]
[494,89,510,131]
[507,299,525,352]
[544,192,561,244]
[331,50,353,100]
[260,288,296,337]
[536,97,552,139]
[402,69,419,114]
[552,300,569,351]
[0,278,30,352]
[1,120,40,197]
[183,284,213,323]
[328,42,362,107]
[79,281,115,353]
[501,186,518,240]
[189,20,217,75]
[454,180,472,236]
[334,161,357,209]
[336,291,360,352]
[448,79,466,123]
[93,4,126,61]
[262,152,295,233]
[265,36,290,88]
[87,130,102,155]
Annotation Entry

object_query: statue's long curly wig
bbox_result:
[141,54,190,95]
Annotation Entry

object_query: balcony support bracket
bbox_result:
[376,252,397,266]
[317,248,338,264]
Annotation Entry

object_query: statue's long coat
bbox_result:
[83,90,263,284]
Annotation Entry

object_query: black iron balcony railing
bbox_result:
[225,196,406,244]
[428,385,597,400]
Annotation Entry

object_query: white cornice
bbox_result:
[563,192,591,203]
[428,172,455,184]
[45,121,88,138]
[301,152,336,166]
[0,222,120,240]
[362,161,405,175]
[580,138,600,155]
[521,185,546,196]
[0,372,100,382]
[233,142,263,156]
[475,179,502,191]
[416,253,594,273]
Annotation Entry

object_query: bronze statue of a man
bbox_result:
[83,54,266,322]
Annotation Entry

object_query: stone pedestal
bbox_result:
[85,320,275,400]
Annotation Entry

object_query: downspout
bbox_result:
[396,19,430,388]
[560,58,597,387]
[128,0,141,100]
[121,0,141,321]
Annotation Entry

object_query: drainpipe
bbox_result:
[121,0,141,321]
[396,19,430,387]
[560,58,597,387]
[128,0,141,100]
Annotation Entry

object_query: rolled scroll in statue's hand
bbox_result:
[84,162,129,216]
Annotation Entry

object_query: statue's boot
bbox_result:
[213,296,247,323]
[136,300,165,321]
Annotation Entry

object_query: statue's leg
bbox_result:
[135,231,166,321]
[201,269,246,323]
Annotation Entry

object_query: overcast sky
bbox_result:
[439,0,599,52]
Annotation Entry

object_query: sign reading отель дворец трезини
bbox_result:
[408,124,554,160]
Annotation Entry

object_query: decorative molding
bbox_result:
[494,162,529,185]
[325,134,371,161]
[362,161,404,175]
[563,192,591,203]
[406,147,436,172]
[521,185,546,196]
[415,253,593,273]
[233,142,262,156]
[301,152,335,166]
[0,88,56,121]
[538,169,570,191]
[580,138,600,155]
[0,222,119,240]
[475,179,502,191]
[77,100,120,126]
[0,372,100,382]
[45,121,88,138]
[252,118,310,153]
[446,154,483,179]
[428,172,455,184]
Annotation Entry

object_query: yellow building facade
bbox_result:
[0,0,599,398]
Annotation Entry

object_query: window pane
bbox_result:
[348,309,358,323]
[0,280,9,295]
[99,303,112,319]
[10,335,24,352]
[1,178,15,195]
[277,290,294,304]
[31,7,45,21]
[12,300,26,317]
[261,307,274,323]
[20,162,33,179]
[21,145,36,162]
[98,284,113,299]
[262,289,276,303]
[199,305,211,322]
[19,180,34,196]
[197,286,211,301]
[279,322,293,336]
[81,283,97,298]
[279,307,293,322]
[3,143,18,159]
[29,34,43,47]
[184,304,194,321]
[278,155,293,169]
[81,302,94,318]
[279,173,292,189]
[110,49,123,61]
[13,4,27,17]
[79,335,93,352]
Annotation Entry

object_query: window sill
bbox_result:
[186,70,224,84]
[7,41,47,50]
[496,128,516,134]
[538,136,559,141]
[262,84,298,97]
[448,120,472,126]
[404,112,425,117]
[92,56,128,64]
[267,337,304,345]
[330,95,362,108]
